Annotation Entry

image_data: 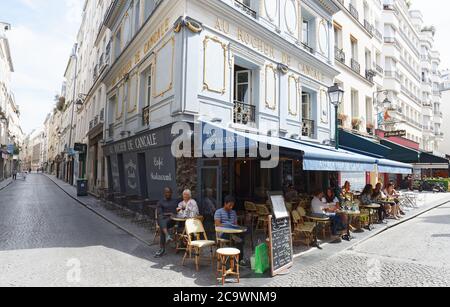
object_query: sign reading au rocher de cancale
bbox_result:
[103,126,173,156]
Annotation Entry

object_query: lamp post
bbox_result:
[328,83,344,150]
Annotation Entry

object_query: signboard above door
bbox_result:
[385,130,406,138]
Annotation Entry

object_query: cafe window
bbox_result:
[302,92,312,120]
[234,66,252,105]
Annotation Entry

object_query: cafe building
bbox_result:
[100,0,413,211]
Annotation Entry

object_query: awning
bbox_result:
[199,121,376,172]
[381,139,449,169]
[380,139,421,163]
[376,159,413,174]
[339,129,392,158]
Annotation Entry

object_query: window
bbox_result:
[144,0,156,20]
[302,92,312,120]
[351,90,359,119]
[235,69,252,105]
[302,20,309,45]
[350,36,358,61]
[134,0,141,33]
[144,66,153,107]
[114,28,122,59]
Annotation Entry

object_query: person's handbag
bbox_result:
[253,243,270,274]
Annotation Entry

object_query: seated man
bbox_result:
[154,187,179,258]
[214,196,248,266]
[311,190,345,237]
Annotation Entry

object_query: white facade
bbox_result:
[439,70,450,155]
[0,22,23,179]
[333,0,384,135]
[102,0,340,148]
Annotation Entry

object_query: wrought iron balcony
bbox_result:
[375,64,384,74]
[89,120,94,131]
[365,69,376,83]
[351,59,360,74]
[302,119,315,138]
[234,101,256,125]
[349,3,359,21]
[99,108,105,122]
[335,46,345,64]
[234,0,257,19]
[302,42,314,54]
[142,105,150,126]
[364,20,374,35]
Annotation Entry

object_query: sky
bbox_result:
[0,0,83,135]
[0,0,449,135]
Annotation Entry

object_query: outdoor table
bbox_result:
[306,215,331,249]
[171,217,188,253]
[359,204,380,231]
[215,226,248,252]
[337,210,361,241]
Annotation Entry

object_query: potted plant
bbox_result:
[338,113,348,127]
[352,118,362,130]
[366,122,375,134]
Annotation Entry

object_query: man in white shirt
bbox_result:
[311,190,345,236]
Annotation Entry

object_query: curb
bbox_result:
[43,174,154,249]
[0,179,13,192]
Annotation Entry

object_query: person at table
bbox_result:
[177,189,199,219]
[155,187,179,258]
[372,183,388,223]
[361,184,386,223]
[384,183,401,220]
[330,177,344,204]
[214,196,248,266]
[311,190,345,237]
[341,181,353,201]
[285,184,299,203]
[323,187,348,226]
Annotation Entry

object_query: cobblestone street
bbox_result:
[1,174,450,287]
[269,202,450,287]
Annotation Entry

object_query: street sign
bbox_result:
[385,130,407,138]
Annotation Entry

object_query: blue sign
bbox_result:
[7,144,14,154]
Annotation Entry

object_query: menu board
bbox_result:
[268,215,293,277]
[268,192,289,219]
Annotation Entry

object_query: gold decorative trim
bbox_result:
[288,75,299,116]
[284,0,298,36]
[153,37,175,99]
[174,21,183,33]
[317,19,328,55]
[265,64,277,110]
[186,20,203,33]
[203,36,227,94]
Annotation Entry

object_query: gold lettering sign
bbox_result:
[237,28,275,60]
[299,63,324,82]
[215,17,229,34]
[113,18,171,85]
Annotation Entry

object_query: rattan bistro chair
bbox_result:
[182,218,216,271]
[291,210,315,247]
[255,205,271,233]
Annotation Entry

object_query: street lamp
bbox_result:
[328,83,344,150]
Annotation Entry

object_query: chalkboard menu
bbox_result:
[268,215,293,277]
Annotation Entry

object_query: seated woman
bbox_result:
[384,183,402,220]
[311,190,345,237]
[341,181,353,201]
[372,183,388,223]
[177,189,200,219]
[323,187,349,227]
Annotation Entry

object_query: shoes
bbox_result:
[154,249,166,258]
[166,235,174,244]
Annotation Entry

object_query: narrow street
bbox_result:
[0,174,211,287]
[1,174,450,287]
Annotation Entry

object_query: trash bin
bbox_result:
[77,179,88,197]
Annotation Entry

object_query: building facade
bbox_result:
[0,22,23,179]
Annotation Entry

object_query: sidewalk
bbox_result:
[0,178,13,191]
[44,173,450,287]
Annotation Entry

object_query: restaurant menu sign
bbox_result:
[268,215,293,277]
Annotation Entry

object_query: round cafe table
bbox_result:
[359,204,380,231]
[215,226,248,235]
[306,215,331,249]
[337,210,361,241]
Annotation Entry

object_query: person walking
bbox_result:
[12,169,17,181]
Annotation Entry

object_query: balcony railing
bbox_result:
[142,105,150,126]
[234,101,256,125]
[234,0,257,19]
[349,3,359,20]
[302,119,315,138]
[351,59,360,74]
[375,64,384,74]
[89,120,94,131]
[364,20,374,35]
[365,69,376,83]
[302,42,314,54]
[335,46,345,64]
[100,108,105,122]
[94,115,99,126]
